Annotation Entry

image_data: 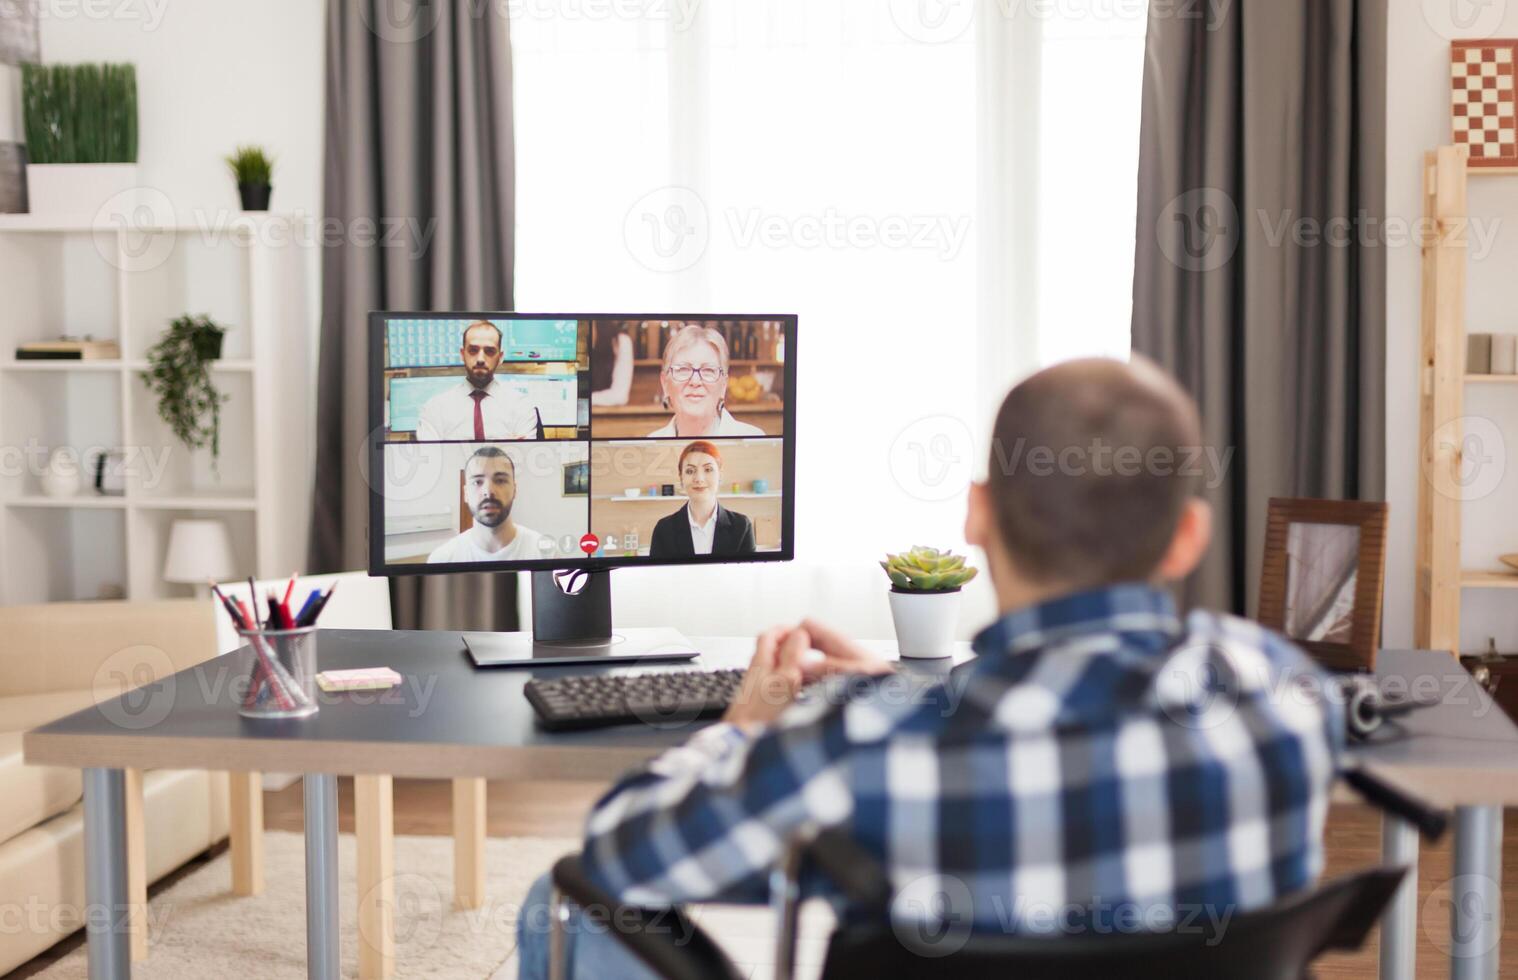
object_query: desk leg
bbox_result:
[304,773,340,980]
[83,767,131,980]
[123,768,147,962]
[452,777,486,910]
[1487,811,1502,980]
[228,771,264,896]
[1380,812,1419,980]
[1451,806,1502,980]
[356,774,395,979]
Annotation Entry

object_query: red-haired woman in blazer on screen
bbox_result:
[648,440,757,558]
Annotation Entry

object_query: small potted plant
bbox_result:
[882,546,978,659]
[21,63,139,222]
[226,145,274,211]
[141,315,229,467]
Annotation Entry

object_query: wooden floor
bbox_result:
[261,778,1518,980]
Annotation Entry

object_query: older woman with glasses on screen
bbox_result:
[648,440,758,558]
[647,325,766,437]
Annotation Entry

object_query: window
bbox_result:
[514,1,1146,560]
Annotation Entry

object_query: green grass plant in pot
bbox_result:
[20,62,139,221]
[141,315,229,469]
[882,546,978,659]
[226,145,274,211]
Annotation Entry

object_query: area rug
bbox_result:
[32,831,579,979]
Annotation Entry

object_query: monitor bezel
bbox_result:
[367,311,798,576]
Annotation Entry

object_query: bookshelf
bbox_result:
[1415,146,1518,652]
[0,215,313,603]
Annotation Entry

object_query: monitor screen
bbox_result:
[369,313,796,572]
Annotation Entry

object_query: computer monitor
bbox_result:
[368,312,797,663]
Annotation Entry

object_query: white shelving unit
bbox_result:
[0,215,313,603]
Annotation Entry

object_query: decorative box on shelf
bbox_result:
[16,338,121,361]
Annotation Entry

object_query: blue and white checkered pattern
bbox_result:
[581,584,1344,934]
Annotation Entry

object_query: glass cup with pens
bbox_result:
[212,577,339,720]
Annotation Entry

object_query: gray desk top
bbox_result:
[1351,649,1518,806]
[23,633,1518,803]
[21,629,964,780]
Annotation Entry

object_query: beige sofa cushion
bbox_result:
[0,599,216,699]
[0,689,102,734]
[0,731,82,848]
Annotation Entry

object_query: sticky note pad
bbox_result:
[316,668,403,692]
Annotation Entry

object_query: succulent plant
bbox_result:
[881,547,979,593]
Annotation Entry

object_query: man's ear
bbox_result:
[1153,497,1212,582]
[965,481,992,550]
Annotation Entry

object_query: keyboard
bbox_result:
[524,668,747,731]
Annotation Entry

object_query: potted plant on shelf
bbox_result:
[882,546,978,659]
[140,315,229,467]
[20,63,138,223]
[226,145,274,211]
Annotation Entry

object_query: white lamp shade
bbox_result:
[162,519,238,584]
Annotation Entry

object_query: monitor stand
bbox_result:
[461,569,701,668]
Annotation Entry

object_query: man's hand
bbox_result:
[799,618,894,677]
[721,621,894,732]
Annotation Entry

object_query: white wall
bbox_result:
[1385,6,1518,651]
[36,0,324,221]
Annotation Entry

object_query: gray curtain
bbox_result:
[1131,0,1386,616]
[310,0,520,630]
[0,0,39,213]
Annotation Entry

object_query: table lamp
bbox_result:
[163,519,237,598]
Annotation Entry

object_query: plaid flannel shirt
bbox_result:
[581,584,1344,934]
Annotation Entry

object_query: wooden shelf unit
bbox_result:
[1460,570,1518,589]
[1415,146,1518,654]
[0,216,313,603]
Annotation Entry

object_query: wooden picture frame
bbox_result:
[1257,498,1389,672]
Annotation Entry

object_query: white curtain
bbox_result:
[513,1,1146,565]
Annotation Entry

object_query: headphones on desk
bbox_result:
[1334,674,1440,741]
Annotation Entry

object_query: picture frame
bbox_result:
[563,460,589,497]
[1257,497,1389,672]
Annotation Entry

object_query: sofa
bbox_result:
[0,599,230,975]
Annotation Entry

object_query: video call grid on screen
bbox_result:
[369,312,796,574]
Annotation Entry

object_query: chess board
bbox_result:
[1451,40,1518,169]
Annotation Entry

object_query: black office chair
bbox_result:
[546,768,1444,980]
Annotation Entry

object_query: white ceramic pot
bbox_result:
[40,449,81,498]
[25,163,139,224]
[888,588,961,659]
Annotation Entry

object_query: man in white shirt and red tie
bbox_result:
[417,320,541,441]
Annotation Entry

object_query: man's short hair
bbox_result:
[462,320,503,348]
[466,445,515,479]
[986,356,1203,586]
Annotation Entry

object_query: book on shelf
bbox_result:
[16,339,121,361]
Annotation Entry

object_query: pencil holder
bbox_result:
[237,625,319,720]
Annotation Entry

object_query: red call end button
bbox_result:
[579,533,600,555]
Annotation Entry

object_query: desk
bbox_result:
[22,637,1516,980]
[23,630,947,979]
[1350,650,1518,980]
